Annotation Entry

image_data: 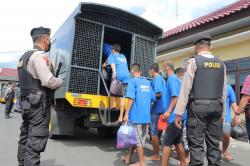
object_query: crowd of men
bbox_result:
[106,34,250,166]
[10,26,250,166]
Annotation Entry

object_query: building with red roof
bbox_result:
[157,0,250,102]
[0,68,18,78]
[0,68,18,103]
[0,68,18,81]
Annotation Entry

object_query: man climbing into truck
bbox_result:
[108,44,130,123]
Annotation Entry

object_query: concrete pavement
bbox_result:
[0,104,249,166]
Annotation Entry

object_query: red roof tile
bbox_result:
[0,68,18,77]
[163,0,250,38]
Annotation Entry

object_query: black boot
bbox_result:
[5,110,11,119]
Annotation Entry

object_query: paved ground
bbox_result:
[0,104,249,166]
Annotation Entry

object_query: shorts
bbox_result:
[181,127,189,151]
[223,123,231,134]
[122,83,127,98]
[150,113,161,135]
[163,122,182,147]
[132,124,148,147]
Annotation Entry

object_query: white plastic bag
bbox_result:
[117,123,138,148]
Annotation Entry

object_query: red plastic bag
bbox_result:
[158,114,168,131]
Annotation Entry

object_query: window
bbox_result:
[240,71,249,99]
[225,61,237,71]
[227,73,236,90]
[239,58,250,70]
[225,57,250,103]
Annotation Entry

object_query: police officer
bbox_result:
[17,27,63,166]
[174,34,227,166]
[4,82,16,119]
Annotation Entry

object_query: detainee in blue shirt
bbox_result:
[107,44,130,122]
[101,43,113,92]
[102,43,112,76]
[103,43,112,59]
[148,63,166,161]
[161,61,186,166]
[222,84,238,161]
[122,64,155,166]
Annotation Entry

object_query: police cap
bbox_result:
[30,26,51,37]
[193,34,211,45]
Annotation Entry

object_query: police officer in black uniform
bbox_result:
[4,82,16,119]
[174,34,227,166]
[17,27,63,166]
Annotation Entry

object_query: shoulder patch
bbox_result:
[42,56,49,66]
[187,57,195,64]
[17,60,23,68]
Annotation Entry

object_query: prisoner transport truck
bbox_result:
[49,3,163,137]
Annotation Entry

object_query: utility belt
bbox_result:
[21,89,44,97]
[21,89,54,101]
[189,99,223,105]
[21,88,54,112]
[21,93,53,117]
[188,99,223,122]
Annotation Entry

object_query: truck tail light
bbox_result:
[73,98,92,107]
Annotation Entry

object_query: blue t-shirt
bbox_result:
[151,75,166,114]
[225,84,236,123]
[102,43,112,59]
[108,53,130,83]
[182,111,187,127]
[165,74,181,123]
[126,77,156,124]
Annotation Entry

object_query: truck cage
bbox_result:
[50,3,163,126]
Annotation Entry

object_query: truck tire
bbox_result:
[97,127,118,137]
[49,105,75,139]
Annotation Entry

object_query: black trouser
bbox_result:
[187,100,223,166]
[17,96,51,166]
[246,120,250,143]
[245,108,250,143]
[5,100,13,116]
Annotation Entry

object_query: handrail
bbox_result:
[71,65,111,124]
[98,69,111,124]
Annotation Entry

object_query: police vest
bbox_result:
[190,55,224,100]
[17,50,50,97]
[5,90,15,102]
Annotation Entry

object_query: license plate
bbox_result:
[90,114,101,122]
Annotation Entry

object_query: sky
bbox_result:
[0,0,237,68]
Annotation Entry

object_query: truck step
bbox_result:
[104,122,120,126]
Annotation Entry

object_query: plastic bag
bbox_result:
[117,123,138,148]
[110,79,123,97]
[158,114,168,131]
[231,124,247,139]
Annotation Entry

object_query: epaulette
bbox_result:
[188,56,195,59]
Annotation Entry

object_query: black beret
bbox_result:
[30,26,51,37]
[193,34,211,45]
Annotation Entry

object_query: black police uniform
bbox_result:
[5,88,15,118]
[17,27,53,166]
[187,55,225,166]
